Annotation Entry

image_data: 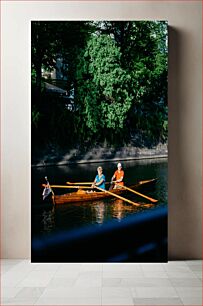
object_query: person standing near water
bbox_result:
[92,166,106,190]
[111,162,124,189]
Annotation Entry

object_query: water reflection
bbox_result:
[91,201,105,224]
[90,199,139,224]
[41,206,55,233]
[112,199,124,221]
[112,199,138,221]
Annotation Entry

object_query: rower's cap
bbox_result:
[117,163,122,168]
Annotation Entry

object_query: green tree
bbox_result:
[31,21,94,92]
[75,34,133,143]
[31,21,94,146]
[74,21,168,144]
[32,21,168,153]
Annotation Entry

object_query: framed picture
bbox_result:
[31,20,168,263]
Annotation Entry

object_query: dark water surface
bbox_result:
[32,158,167,238]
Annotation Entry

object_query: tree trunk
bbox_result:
[35,60,42,94]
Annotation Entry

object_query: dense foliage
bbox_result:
[31,21,168,152]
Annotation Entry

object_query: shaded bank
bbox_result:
[32,143,167,167]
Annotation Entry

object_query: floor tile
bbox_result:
[193,271,202,279]
[47,277,76,288]
[32,263,60,272]
[35,297,102,305]
[78,270,102,278]
[180,296,202,305]
[0,259,25,265]
[141,264,165,272]
[186,260,202,265]
[167,261,187,266]
[189,264,202,272]
[41,286,101,298]
[2,296,39,305]
[54,266,81,278]
[103,270,144,278]
[15,287,45,298]
[73,271,102,287]
[166,271,197,278]
[175,286,202,298]
[74,277,102,287]
[103,264,142,273]
[123,277,172,287]
[2,272,31,287]
[164,265,192,272]
[57,264,82,271]
[2,263,35,287]
[133,297,183,305]
[7,260,34,274]
[102,278,122,287]
[1,265,15,274]
[143,271,169,278]
[102,297,134,305]
[2,287,23,299]
[102,287,132,298]
[170,277,202,287]
[17,271,56,287]
[1,299,10,305]
[1,259,202,306]
[81,263,102,272]
[134,286,179,298]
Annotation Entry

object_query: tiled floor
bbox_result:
[1,260,202,305]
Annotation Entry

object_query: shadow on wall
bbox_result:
[168,26,202,259]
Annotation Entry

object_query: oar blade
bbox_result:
[118,184,158,203]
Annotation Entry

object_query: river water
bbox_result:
[32,158,167,239]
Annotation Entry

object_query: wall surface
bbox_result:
[1,1,202,259]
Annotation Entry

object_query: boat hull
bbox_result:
[53,179,157,205]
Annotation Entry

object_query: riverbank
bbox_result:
[32,143,167,167]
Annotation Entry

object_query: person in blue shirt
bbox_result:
[92,166,106,190]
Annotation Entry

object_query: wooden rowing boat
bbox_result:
[53,179,157,205]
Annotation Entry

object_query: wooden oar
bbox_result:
[94,186,153,208]
[67,181,111,185]
[67,180,157,202]
[113,182,158,203]
[139,178,157,184]
[42,184,92,189]
[67,179,157,186]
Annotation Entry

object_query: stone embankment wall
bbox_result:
[32,144,168,167]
